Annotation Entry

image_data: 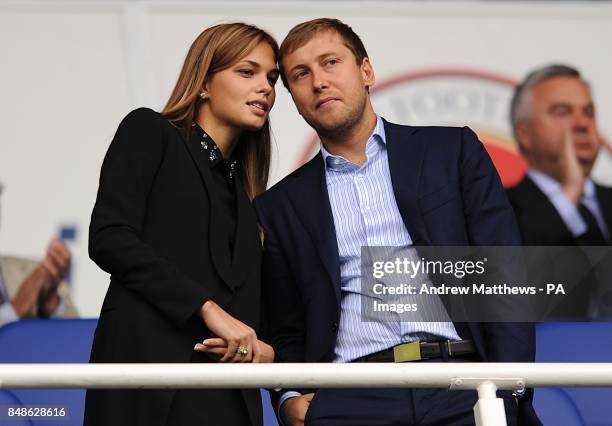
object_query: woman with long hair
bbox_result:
[84,23,279,426]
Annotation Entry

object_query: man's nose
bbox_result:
[573,113,593,133]
[311,69,328,92]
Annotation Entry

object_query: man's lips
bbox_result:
[316,97,339,109]
[573,138,595,148]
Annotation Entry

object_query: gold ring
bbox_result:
[236,346,249,356]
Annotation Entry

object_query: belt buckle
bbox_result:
[393,342,421,362]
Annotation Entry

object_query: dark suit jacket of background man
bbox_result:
[84,108,263,426]
[507,176,612,319]
[507,176,612,245]
[255,121,537,421]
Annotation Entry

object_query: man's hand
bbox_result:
[11,265,48,318]
[11,238,71,318]
[281,393,315,426]
[558,129,585,204]
[41,238,71,290]
[38,238,71,317]
[38,290,61,318]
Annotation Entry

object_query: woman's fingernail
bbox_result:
[194,343,204,350]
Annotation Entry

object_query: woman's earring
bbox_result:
[200,90,209,100]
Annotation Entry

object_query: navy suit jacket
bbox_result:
[254,120,535,411]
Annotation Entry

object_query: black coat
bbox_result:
[84,108,263,426]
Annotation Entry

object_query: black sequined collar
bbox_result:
[193,123,238,182]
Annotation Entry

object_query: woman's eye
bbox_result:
[238,69,254,76]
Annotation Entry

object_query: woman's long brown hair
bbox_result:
[161,23,278,199]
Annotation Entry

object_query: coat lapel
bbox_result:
[182,130,233,290]
[288,154,342,304]
[384,120,430,245]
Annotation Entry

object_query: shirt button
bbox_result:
[332,322,338,332]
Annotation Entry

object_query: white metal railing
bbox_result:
[2,363,612,426]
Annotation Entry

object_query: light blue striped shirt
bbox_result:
[321,116,460,363]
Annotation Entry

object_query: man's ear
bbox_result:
[361,57,375,90]
[515,122,532,153]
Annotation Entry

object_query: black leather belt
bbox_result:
[353,340,477,363]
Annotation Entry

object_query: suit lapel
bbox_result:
[182,130,233,290]
[384,120,430,245]
[595,184,612,240]
[521,176,574,242]
[288,154,342,304]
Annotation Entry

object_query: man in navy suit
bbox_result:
[254,18,537,426]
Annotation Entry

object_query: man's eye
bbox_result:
[326,59,338,66]
[294,70,308,80]
[584,106,595,118]
[549,105,571,116]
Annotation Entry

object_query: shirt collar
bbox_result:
[528,168,596,200]
[193,123,238,180]
[320,115,386,171]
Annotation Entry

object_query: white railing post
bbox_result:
[474,380,507,426]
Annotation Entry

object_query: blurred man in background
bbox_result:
[507,65,612,320]
[0,183,78,325]
[507,64,612,245]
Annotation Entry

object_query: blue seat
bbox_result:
[0,319,278,425]
[0,319,97,426]
[0,388,32,426]
[534,322,612,426]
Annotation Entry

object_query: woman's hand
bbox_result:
[194,337,275,363]
[199,300,260,362]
